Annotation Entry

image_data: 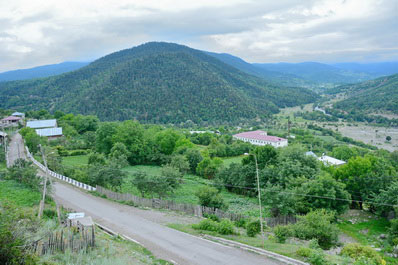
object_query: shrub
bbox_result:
[273,225,293,243]
[292,209,338,249]
[192,219,219,232]
[296,247,313,258]
[308,250,329,265]
[388,219,398,245]
[308,239,320,249]
[246,220,261,237]
[203,213,220,222]
[43,209,57,219]
[195,186,227,210]
[217,219,235,235]
[234,218,247,228]
[341,243,385,265]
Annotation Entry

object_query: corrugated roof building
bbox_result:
[27,119,57,129]
[35,127,63,138]
[233,130,288,148]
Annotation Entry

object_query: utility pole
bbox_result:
[253,153,265,249]
[38,144,48,219]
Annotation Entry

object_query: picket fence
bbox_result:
[25,146,96,191]
[30,225,95,256]
[96,186,298,226]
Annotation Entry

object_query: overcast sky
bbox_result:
[1,0,397,72]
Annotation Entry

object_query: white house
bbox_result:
[35,127,63,139]
[233,130,288,148]
[318,155,346,166]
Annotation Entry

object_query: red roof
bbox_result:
[1,116,22,121]
[233,130,286,143]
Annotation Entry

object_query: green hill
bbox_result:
[0,42,318,124]
[333,74,398,114]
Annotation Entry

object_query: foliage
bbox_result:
[88,152,106,166]
[262,184,296,217]
[0,42,317,124]
[109,142,130,168]
[20,127,44,154]
[246,220,261,237]
[307,250,329,265]
[196,157,223,179]
[169,155,190,174]
[88,165,125,190]
[371,181,398,217]
[192,219,219,232]
[273,225,293,243]
[0,202,38,265]
[185,148,203,174]
[341,243,385,265]
[6,159,42,191]
[131,170,179,198]
[388,219,398,245]
[195,186,227,210]
[293,209,338,249]
[296,247,313,258]
[217,219,235,235]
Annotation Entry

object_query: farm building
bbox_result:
[318,155,346,166]
[35,127,63,139]
[26,119,57,129]
[1,116,22,125]
[233,130,288,148]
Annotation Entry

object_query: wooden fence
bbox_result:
[30,225,95,256]
[96,186,297,226]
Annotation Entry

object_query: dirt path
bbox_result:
[8,133,26,166]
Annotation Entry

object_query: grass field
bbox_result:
[121,165,260,216]
[62,155,89,167]
[0,180,41,207]
[337,219,390,246]
[222,155,245,166]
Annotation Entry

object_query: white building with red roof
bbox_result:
[233,130,288,148]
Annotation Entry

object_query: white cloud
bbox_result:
[0,0,397,71]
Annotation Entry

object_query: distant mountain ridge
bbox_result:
[0,62,90,82]
[332,73,398,115]
[0,42,317,124]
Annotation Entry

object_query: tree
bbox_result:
[196,157,223,179]
[331,145,358,161]
[109,142,130,168]
[6,159,42,191]
[386,135,392,142]
[20,127,43,153]
[242,145,277,169]
[96,122,119,154]
[155,129,183,155]
[262,184,296,217]
[131,171,174,198]
[161,165,182,190]
[295,173,351,214]
[88,165,124,190]
[371,181,398,217]
[185,148,203,173]
[113,120,145,164]
[195,186,227,210]
[88,152,106,166]
[170,155,190,174]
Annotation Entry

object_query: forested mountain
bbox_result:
[332,74,398,114]
[254,62,376,84]
[0,62,90,82]
[0,42,317,124]
[206,52,316,88]
[331,62,398,76]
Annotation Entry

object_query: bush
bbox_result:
[341,243,385,265]
[43,209,57,219]
[192,219,219,232]
[217,219,235,235]
[296,247,313,258]
[308,250,329,265]
[273,225,293,243]
[195,186,227,210]
[246,220,261,237]
[234,218,247,228]
[203,213,220,222]
[292,210,338,249]
[388,219,398,245]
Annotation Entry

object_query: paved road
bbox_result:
[9,133,284,265]
[8,133,27,166]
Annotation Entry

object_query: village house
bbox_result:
[35,127,63,140]
[11,112,25,118]
[233,130,288,148]
[1,116,22,126]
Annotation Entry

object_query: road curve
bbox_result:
[9,133,283,265]
[53,182,283,265]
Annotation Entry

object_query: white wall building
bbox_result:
[233,130,288,148]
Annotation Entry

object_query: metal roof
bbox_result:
[35,127,63,137]
[11,112,24,116]
[318,155,346,166]
[27,119,57,129]
[233,130,287,143]
[1,116,22,121]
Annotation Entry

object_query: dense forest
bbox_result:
[330,74,398,115]
[0,42,317,124]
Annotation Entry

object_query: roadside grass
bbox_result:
[0,160,6,170]
[40,228,171,265]
[62,155,89,168]
[0,179,41,207]
[120,165,259,216]
[167,223,303,260]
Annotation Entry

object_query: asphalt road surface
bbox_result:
[9,133,284,265]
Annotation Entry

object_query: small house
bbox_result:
[1,116,22,125]
[35,127,63,140]
[318,155,346,166]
